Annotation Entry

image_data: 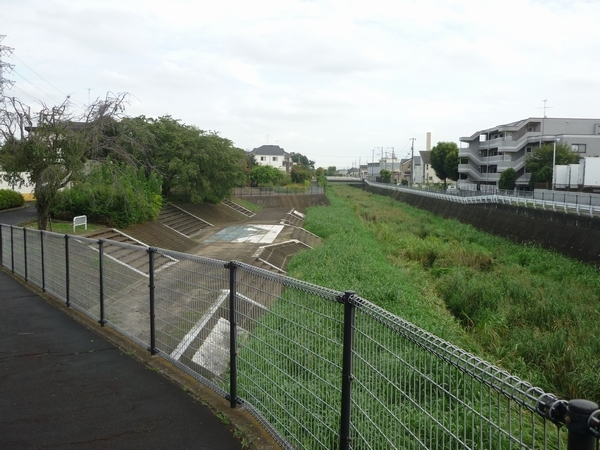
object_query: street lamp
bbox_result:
[552,137,560,190]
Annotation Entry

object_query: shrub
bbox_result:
[0,189,25,210]
[50,164,162,228]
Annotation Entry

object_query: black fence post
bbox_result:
[10,225,14,273]
[225,261,238,408]
[148,247,157,355]
[64,235,70,307]
[339,290,356,450]
[566,400,598,450]
[23,228,27,282]
[98,240,106,327]
[40,231,45,292]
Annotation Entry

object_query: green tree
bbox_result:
[430,141,459,188]
[127,116,246,202]
[379,169,391,183]
[315,167,325,177]
[290,152,315,170]
[0,94,145,230]
[250,165,285,185]
[326,166,337,176]
[525,143,580,187]
[498,168,518,190]
[290,164,311,184]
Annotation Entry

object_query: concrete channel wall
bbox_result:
[363,185,600,265]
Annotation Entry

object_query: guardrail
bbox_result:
[367,182,600,218]
[1,223,599,449]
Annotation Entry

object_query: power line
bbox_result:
[11,53,71,101]
[12,68,63,104]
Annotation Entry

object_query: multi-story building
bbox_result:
[249,145,290,172]
[459,118,600,188]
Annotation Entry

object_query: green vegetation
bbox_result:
[50,164,162,228]
[430,141,459,187]
[124,115,247,202]
[249,165,285,186]
[231,197,262,213]
[25,220,103,234]
[379,168,391,183]
[291,185,600,401]
[498,167,517,189]
[526,143,580,187]
[0,189,25,210]
[0,94,147,230]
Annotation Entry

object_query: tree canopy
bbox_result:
[525,143,580,187]
[125,116,247,203]
[0,93,145,229]
[498,168,517,190]
[430,141,459,187]
[249,165,285,186]
[290,152,315,170]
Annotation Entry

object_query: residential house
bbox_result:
[419,151,444,185]
[250,145,290,172]
[459,117,600,188]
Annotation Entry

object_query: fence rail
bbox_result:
[1,223,598,449]
[367,181,600,218]
[232,185,325,197]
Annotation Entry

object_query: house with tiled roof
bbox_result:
[249,145,290,172]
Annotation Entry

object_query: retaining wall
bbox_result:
[242,194,329,210]
[363,185,600,265]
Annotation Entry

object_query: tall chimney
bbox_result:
[426,132,432,151]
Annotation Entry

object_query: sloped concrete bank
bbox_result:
[363,185,600,265]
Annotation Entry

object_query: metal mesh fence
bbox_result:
[11,227,25,277]
[41,231,67,301]
[352,298,566,450]
[24,228,43,287]
[232,263,344,449]
[1,223,598,449]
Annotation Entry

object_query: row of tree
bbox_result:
[0,93,320,229]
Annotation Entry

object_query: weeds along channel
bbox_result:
[288,185,600,403]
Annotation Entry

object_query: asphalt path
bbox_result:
[0,202,37,225]
[0,205,249,449]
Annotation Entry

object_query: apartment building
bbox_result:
[459,118,600,188]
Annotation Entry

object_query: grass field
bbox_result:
[289,185,600,402]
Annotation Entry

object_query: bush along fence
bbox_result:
[1,223,599,450]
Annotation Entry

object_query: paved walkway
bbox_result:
[0,204,284,450]
[0,268,249,450]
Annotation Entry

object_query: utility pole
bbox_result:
[371,148,376,179]
[388,147,395,183]
[409,138,416,186]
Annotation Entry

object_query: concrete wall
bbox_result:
[244,194,329,210]
[363,185,600,265]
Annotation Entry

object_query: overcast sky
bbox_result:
[3,0,600,169]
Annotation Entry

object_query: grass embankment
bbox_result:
[290,185,600,402]
[24,221,104,234]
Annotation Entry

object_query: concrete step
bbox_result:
[221,200,255,218]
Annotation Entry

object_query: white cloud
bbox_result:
[3,0,600,169]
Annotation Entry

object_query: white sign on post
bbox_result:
[73,215,87,233]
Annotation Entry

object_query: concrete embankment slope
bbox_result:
[364,185,600,265]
